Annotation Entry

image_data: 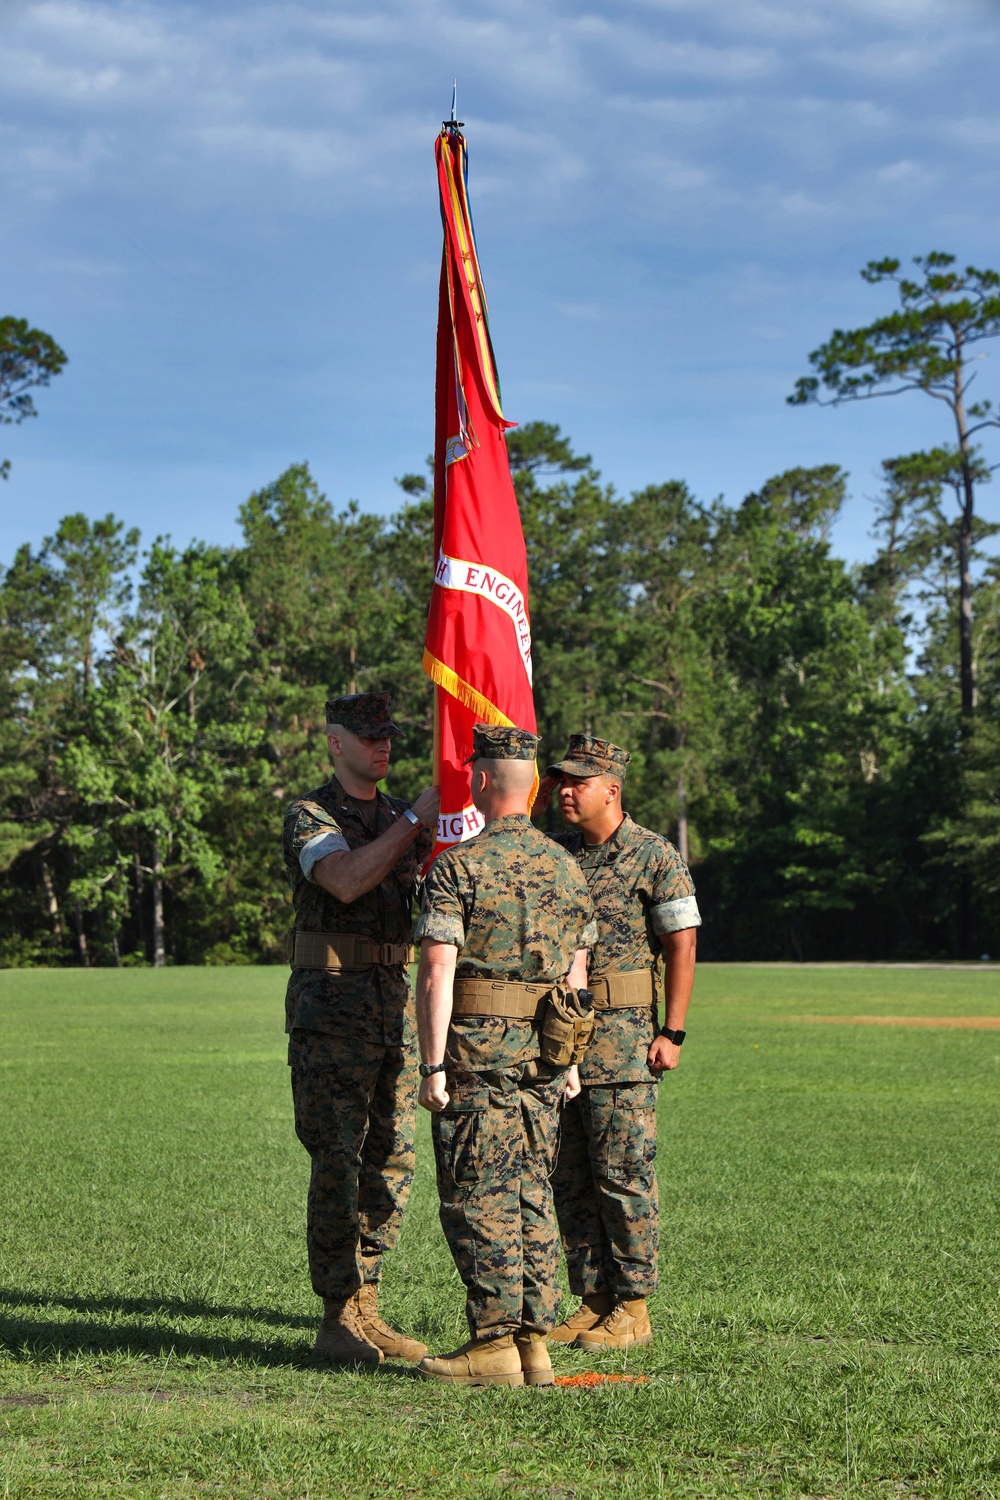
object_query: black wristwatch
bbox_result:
[419,1061,446,1078]
[659,1027,686,1045]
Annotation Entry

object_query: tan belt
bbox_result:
[588,969,656,1010]
[290,930,413,970]
[452,977,553,1020]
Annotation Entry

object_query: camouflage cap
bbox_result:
[463,723,539,763]
[546,733,630,780]
[325,692,402,738]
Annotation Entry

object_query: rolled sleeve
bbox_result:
[650,895,702,934]
[299,830,350,882]
[580,918,599,949]
[414,911,466,947]
[416,859,467,949]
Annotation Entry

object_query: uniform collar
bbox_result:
[484,813,532,834]
[327,774,383,818]
[578,813,634,857]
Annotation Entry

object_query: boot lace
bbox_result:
[357,1285,395,1337]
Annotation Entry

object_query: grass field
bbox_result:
[1,964,999,1500]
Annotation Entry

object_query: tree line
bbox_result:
[1,253,997,965]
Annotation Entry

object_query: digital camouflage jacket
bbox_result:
[282,775,431,1043]
[554,814,701,1084]
[416,813,597,1074]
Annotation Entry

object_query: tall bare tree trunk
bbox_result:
[957,464,976,721]
[41,858,64,942]
[73,901,90,967]
[133,848,147,960]
[676,773,689,866]
[152,837,165,969]
[953,348,977,724]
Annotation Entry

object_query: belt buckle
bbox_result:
[378,942,396,965]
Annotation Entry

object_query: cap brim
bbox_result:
[345,721,403,738]
[546,760,603,779]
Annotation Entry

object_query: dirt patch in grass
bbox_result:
[787,1015,1000,1029]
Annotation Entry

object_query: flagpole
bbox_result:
[432,689,441,782]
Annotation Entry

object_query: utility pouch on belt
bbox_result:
[537,986,596,1068]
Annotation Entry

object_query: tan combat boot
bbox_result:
[314,1296,384,1366]
[576,1297,653,1351]
[514,1330,555,1387]
[355,1282,428,1363]
[548,1291,614,1345]
[418,1333,524,1387]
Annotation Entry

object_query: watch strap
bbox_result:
[403,807,421,827]
[419,1061,446,1078]
[659,1026,686,1045]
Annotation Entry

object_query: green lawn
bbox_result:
[1,964,999,1499]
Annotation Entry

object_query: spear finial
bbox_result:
[444,81,464,129]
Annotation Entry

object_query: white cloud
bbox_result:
[816,39,958,77]
[638,153,713,192]
[194,124,356,179]
[614,0,832,41]
[554,301,605,321]
[875,158,925,183]
[578,19,778,78]
[951,116,1000,146]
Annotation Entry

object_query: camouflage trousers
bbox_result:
[289,1029,417,1301]
[552,1082,659,1300]
[432,1067,564,1339]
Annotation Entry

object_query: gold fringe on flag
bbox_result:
[423,648,539,810]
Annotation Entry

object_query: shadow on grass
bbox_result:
[0,1286,315,1329]
[0,1286,424,1377]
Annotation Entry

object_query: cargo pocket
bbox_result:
[433,1086,490,1191]
[521,1075,564,1181]
[605,1082,659,1187]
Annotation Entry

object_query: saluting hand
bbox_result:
[532,773,560,817]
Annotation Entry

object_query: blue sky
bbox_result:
[2,0,1000,567]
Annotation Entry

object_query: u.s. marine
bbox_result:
[537,734,700,1350]
[413,723,598,1388]
[282,692,439,1366]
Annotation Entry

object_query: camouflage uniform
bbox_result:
[547,735,701,1303]
[284,694,431,1303]
[415,725,597,1340]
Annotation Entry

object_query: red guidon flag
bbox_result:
[423,124,536,861]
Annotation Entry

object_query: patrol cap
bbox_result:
[464,723,539,763]
[325,692,402,739]
[547,733,630,780]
